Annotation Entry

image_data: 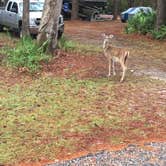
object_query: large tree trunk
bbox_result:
[71,0,79,20]
[113,0,120,20]
[22,0,30,37]
[37,0,62,53]
[156,0,166,29]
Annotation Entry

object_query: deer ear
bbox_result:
[109,34,114,38]
[101,33,106,38]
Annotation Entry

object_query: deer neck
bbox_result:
[103,40,107,49]
[103,40,110,55]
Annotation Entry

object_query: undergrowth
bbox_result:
[151,25,166,40]
[125,10,166,40]
[1,37,51,73]
[125,10,156,35]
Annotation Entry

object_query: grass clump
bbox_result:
[58,35,77,51]
[2,37,51,73]
[58,36,102,54]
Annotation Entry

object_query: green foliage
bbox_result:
[151,25,166,40]
[125,10,166,40]
[58,36,77,51]
[3,37,51,73]
[58,36,102,53]
[125,10,156,35]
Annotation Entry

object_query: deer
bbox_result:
[102,33,129,82]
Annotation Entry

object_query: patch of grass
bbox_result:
[58,36,102,54]
[1,36,51,73]
[0,78,111,164]
[0,32,18,48]
[0,76,165,165]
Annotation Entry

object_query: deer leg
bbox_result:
[120,63,127,83]
[108,59,111,77]
[112,59,116,76]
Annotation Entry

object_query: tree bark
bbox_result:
[37,0,62,53]
[71,0,79,20]
[22,0,30,37]
[113,0,120,20]
[127,0,135,7]
[156,0,166,29]
[152,0,157,10]
[139,0,144,6]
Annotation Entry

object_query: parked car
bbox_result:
[120,6,152,23]
[0,0,64,38]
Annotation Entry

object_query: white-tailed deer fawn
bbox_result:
[102,34,129,82]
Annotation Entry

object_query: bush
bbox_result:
[3,37,51,73]
[125,10,156,35]
[151,25,166,40]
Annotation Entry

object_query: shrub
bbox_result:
[3,37,51,73]
[151,25,166,40]
[125,10,156,35]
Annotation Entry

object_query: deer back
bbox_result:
[104,45,128,62]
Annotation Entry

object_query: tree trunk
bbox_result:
[71,0,79,20]
[152,0,157,10]
[22,0,30,37]
[156,0,166,29]
[0,0,7,6]
[139,0,144,6]
[113,0,120,20]
[37,0,62,53]
[128,0,135,7]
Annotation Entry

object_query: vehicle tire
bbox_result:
[121,19,126,23]
[90,13,98,22]
[0,24,4,32]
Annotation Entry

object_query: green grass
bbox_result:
[0,78,112,164]
[1,36,51,73]
[58,36,102,54]
[0,76,165,165]
[0,32,166,165]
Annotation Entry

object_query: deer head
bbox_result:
[102,33,114,50]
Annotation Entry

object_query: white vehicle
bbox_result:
[0,0,64,37]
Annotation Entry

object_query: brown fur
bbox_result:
[102,34,129,82]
